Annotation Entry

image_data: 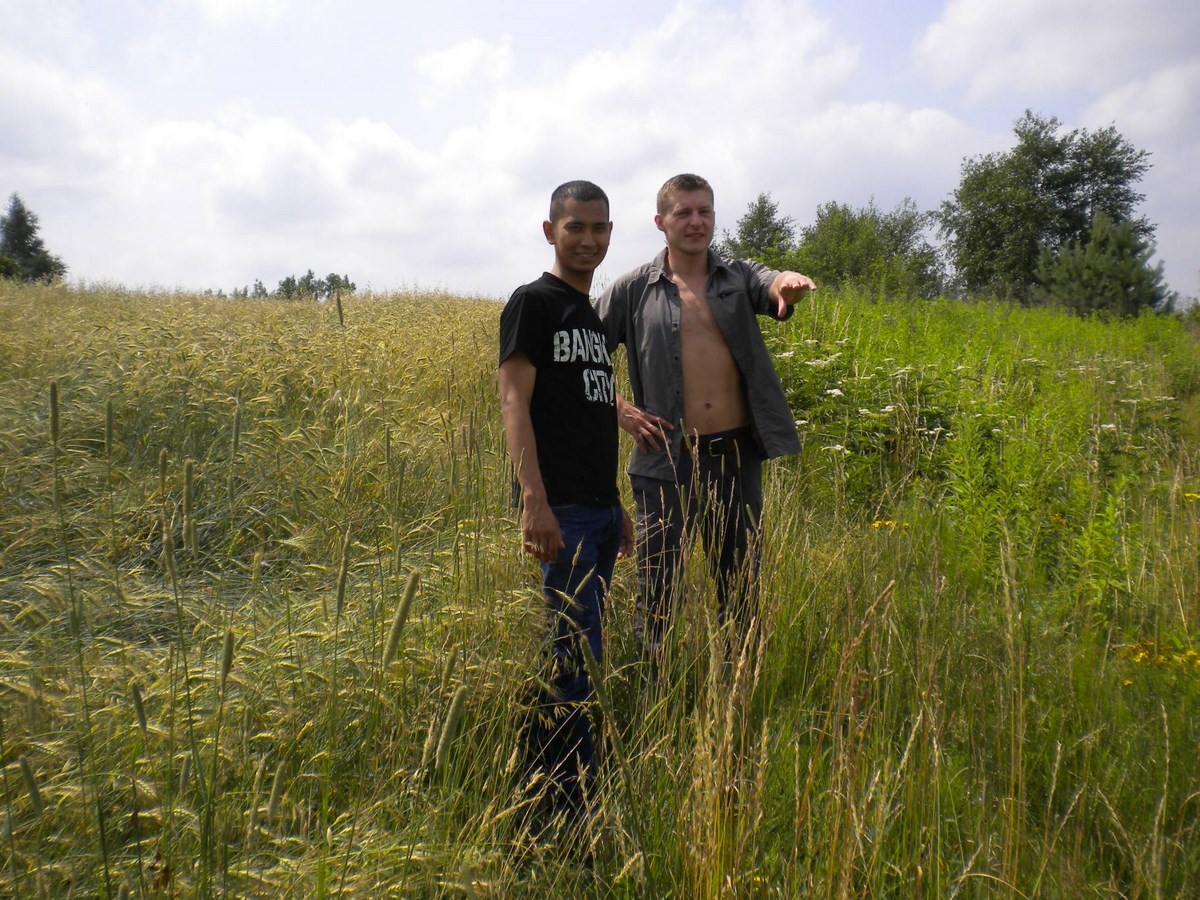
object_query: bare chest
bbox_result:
[676,277,722,342]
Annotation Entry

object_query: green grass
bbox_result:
[2,280,1198,897]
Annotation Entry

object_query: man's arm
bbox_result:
[597,278,676,453]
[498,354,564,563]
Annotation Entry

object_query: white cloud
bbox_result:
[2,0,1196,297]
[1082,60,1200,144]
[414,36,513,108]
[0,52,123,168]
[176,0,290,28]
[914,0,1200,101]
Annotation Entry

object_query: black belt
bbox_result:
[685,426,755,459]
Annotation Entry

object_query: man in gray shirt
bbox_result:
[594,173,815,654]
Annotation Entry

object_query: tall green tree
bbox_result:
[0,193,67,282]
[938,111,1152,301]
[1035,213,1173,317]
[793,198,943,299]
[714,192,796,270]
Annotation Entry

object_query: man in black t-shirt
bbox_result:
[498,180,633,824]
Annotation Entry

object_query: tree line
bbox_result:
[717,111,1176,316]
[215,271,357,301]
[1,193,356,302]
[0,194,358,302]
[4,111,1179,315]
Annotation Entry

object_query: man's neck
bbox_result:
[549,264,592,295]
[664,246,709,280]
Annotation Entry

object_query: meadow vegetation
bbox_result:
[1,281,1198,897]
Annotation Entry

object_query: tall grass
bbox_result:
[1,280,1198,896]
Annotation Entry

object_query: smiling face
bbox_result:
[544,198,612,292]
[655,188,716,258]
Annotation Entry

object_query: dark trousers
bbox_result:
[523,502,623,816]
[631,432,763,652]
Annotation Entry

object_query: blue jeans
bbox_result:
[524,502,623,814]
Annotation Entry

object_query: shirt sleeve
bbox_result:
[734,259,793,320]
[593,280,627,353]
[498,286,545,367]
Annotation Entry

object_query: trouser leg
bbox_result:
[631,473,688,653]
[696,450,763,638]
[525,504,621,816]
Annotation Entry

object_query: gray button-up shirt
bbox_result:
[594,248,802,480]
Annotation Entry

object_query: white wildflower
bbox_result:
[806,353,841,369]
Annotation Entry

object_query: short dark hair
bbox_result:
[549,181,610,222]
[656,173,713,215]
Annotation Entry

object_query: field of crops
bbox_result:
[2,281,1198,896]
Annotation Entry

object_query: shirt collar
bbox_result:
[649,247,727,282]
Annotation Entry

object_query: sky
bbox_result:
[2,0,1197,301]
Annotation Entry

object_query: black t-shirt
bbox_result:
[499,273,619,507]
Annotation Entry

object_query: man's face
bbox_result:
[655,189,715,256]
[544,198,612,279]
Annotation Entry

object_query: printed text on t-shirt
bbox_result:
[553,328,614,405]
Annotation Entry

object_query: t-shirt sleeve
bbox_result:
[498,286,545,367]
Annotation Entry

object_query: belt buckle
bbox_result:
[704,435,729,457]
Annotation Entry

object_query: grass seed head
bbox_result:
[49,380,59,448]
[334,527,351,619]
[435,684,469,772]
[267,759,286,823]
[219,627,235,692]
[231,390,242,457]
[420,718,439,772]
[131,681,148,736]
[439,645,458,698]
[19,756,44,817]
[184,459,194,516]
[383,569,421,667]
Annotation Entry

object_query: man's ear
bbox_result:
[542,220,554,244]
[653,214,665,234]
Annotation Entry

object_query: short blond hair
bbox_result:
[656,173,713,215]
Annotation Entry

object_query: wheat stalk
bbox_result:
[334,527,351,620]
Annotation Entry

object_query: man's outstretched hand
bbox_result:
[770,271,817,317]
